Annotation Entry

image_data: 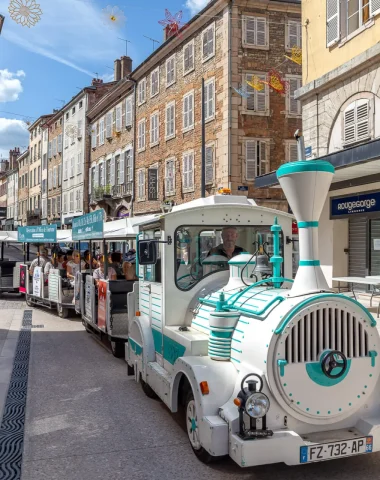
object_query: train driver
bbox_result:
[207,226,246,260]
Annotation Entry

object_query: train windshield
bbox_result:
[175,225,282,291]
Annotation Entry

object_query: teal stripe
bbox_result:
[152,303,161,308]
[235,328,244,334]
[210,331,233,339]
[232,338,241,343]
[151,295,161,301]
[277,160,335,178]
[299,260,320,266]
[231,347,242,353]
[140,307,149,313]
[231,357,241,363]
[238,319,250,325]
[298,221,319,228]
[152,308,161,315]
[191,320,210,330]
[140,299,149,304]
[196,314,209,321]
[152,315,161,322]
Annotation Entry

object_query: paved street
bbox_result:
[3,244,37,263]
[0,302,375,480]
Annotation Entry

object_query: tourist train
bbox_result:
[4,159,380,467]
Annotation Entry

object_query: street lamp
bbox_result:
[0,14,4,35]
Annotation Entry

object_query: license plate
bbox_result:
[300,437,373,463]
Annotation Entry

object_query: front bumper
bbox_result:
[229,418,380,467]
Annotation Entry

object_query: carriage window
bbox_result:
[142,229,162,283]
[175,225,283,291]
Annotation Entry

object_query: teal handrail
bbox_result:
[227,277,294,307]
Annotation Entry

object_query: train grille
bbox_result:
[284,308,369,363]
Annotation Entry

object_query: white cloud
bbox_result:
[0,118,29,160]
[0,69,26,102]
[0,0,130,76]
[186,0,210,15]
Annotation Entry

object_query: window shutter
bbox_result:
[208,81,214,118]
[58,164,61,186]
[246,140,257,180]
[48,170,52,189]
[182,155,188,190]
[205,146,214,184]
[287,21,301,49]
[106,112,112,138]
[256,75,267,112]
[370,0,380,17]
[89,168,92,194]
[189,94,193,126]
[78,120,83,137]
[111,156,115,186]
[183,96,189,129]
[357,100,369,140]
[289,143,298,162]
[246,74,255,110]
[202,30,209,58]
[48,142,52,159]
[116,106,121,131]
[58,134,62,153]
[326,0,340,47]
[208,26,214,56]
[245,17,256,45]
[120,154,125,184]
[259,141,268,176]
[94,165,99,187]
[188,153,194,189]
[289,78,301,114]
[94,123,98,147]
[256,18,267,46]
[126,97,132,126]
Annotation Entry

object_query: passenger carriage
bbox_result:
[126,161,380,467]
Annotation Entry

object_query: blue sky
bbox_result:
[0,0,208,159]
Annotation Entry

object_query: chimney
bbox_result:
[163,24,178,41]
[114,58,121,81]
[120,56,132,78]
[92,78,104,86]
[277,160,335,296]
[9,147,20,170]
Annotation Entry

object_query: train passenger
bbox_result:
[93,257,117,286]
[29,247,50,276]
[123,261,137,280]
[207,227,246,260]
[67,250,86,285]
[109,252,123,278]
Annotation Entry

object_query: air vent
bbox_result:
[284,308,369,364]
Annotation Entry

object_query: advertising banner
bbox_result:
[72,210,105,241]
[97,279,107,330]
[33,266,43,297]
[85,276,92,318]
[74,271,81,312]
[331,191,380,218]
[148,168,158,201]
[18,225,57,243]
[19,264,27,293]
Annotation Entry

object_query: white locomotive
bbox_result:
[126,160,380,467]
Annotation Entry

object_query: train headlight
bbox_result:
[245,392,270,419]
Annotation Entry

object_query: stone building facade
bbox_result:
[87,57,134,220]
[131,0,301,215]
[17,149,30,226]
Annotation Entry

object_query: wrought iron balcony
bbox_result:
[112,183,133,199]
[27,208,41,219]
[92,185,113,202]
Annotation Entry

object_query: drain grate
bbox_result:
[0,310,32,479]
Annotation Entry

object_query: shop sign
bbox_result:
[97,279,107,330]
[18,225,57,243]
[148,168,158,201]
[33,266,43,297]
[72,209,105,240]
[331,191,380,218]
[292,221,298,235]
[19,264,27,293]
[305,146,312,159]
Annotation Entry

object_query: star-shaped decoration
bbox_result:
[158,9,186,38]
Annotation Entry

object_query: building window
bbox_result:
[70,191,74,212]
[150,68,159,97]
[48,142,51,160]
[115,104,122,132]
[58,133,62,153]
[117,154,124,184]
[72,107,76,115]
[52,138,57,156]
[137,169,145,201]
[183,92,194,132]
[99,162,104,186]
[150,112,159,146]
[245,139,269,180]
[70,157,75,177]
[38,166,40,184]
[183,40,194,75]
[33,169,36,186]
[99,117,105,145]
[58,164,61,186]
[285,141,299,162]
[126,96,133,127]
[64,160,68,181]
[165,158,176,196]
[343,99,370,145]
[202,23,215,62]
[205,144,214,185]
[77,153,81,175]
[76,190,81,211]
[53,167,57,188]
[52,198,56,216]
[165,102,175,140]
[182,152,194,192]
[242,16,268,48]
[106,158,111,185]
[138,78,146,105]
[78,119,83,138]
[63,194,67,213]
[245,73,268,114]
[64,133,69,149]
[286,20,302,49]
[106,112,112,139]
[66,112,69,120]
[79,100,83,109]
[204,78,215,122]
[57,196,61,214]
[47,199,51,217]
[166,55,176,86]
[125,150,132,188]
[91,123,97,148]
[286,75,302,116]
[138,119,146,151]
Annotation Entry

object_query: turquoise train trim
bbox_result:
[299,260,320,266]
[369,350,378,367]
[275,293,377,334]
[306,357,351,387]
[129,338,143,356]
[152,328,163,355]
[277,160,335,178]
[298,221,319,228]
[151,328,186,365]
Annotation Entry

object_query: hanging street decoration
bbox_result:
[65,124,78,139]
[102,5,126,29]
[158,9,186,38]
[246,75,265,92]
[8,0,42,27]
[0,14,5,34]
[86,125,95,136]
[232,85,252,99]
[284,45,302,65]
[264,69,289,94]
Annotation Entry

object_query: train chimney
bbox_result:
[276,160,335,296]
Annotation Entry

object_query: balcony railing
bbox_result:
[27,208,41,219]
[112,183,132,198]
[93,185,113,201]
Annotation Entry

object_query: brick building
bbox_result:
[0,169,7,229]
[61,79,116,227]
[5,148,20,230]
[87,56,134,219]
[45,111,64,227]
[17,149,30,226]
[131,0,301,215]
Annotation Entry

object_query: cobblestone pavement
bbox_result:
[0,294,26,310]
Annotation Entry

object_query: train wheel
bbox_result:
[111,341,124,358]
[185,391,213,463]
[57,305,69,318]
[140,374,159,399]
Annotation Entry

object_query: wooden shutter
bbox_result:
[256,75,267,112]
[188,43,193,69]
[111,155,116,186]
[106,112,112,138]
[183,96,189,129]
[120,153,125,184]
[126,97,132,126]
[246,74,255,110]
[344,104,356,144]
[259,141,268,176]
[58,134,62,153]
[182,155,188,189]
[94,165,99,187]
[58,164,61,186]
[246,140,257,180]
[95,122,99,146]
[188,94,193,126]
[48,142,52,159]
[289,143,298,162]
[78,120,83,137]
[245,17,256,45]
[205,146,214,184]
[184,45,190,72]
[289,77,301,115]
[287,21,301,49]
[202,30,209,58]
[256,18,267,46]
[89,168,92,194]
[370,0,380,16]
[356,100,369,140]
[116,105,122,131]
[326,0,340,47]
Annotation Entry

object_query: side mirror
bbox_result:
[138,240,158,265]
